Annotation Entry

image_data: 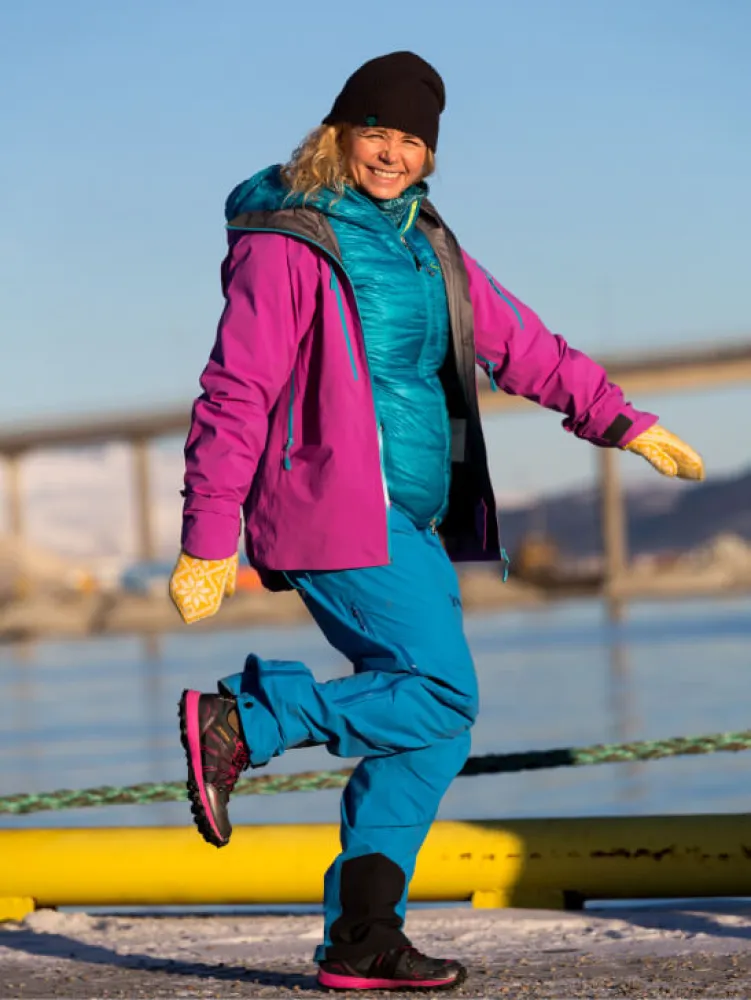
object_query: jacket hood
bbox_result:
[224,164,429,234]
[224,165,291,220]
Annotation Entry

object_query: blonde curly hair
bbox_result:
[281,124,435,202]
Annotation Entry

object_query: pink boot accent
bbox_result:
[184,690,226,843]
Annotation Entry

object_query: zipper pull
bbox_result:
[401,235,422,270]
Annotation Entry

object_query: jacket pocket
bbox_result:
[350,604,371,635]
[479,265,525,330]
[330,269,359,380]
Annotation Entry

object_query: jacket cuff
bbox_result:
[181,510,241,560]
[608,410,658,447]
[565,397,658,448]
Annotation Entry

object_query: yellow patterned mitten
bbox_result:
[169,551,238,625]
[624,424,705,481]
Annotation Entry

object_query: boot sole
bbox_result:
[317,967,467,992]
[178,689,229,849]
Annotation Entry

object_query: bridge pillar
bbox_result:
[599,447,627,622]
[131,438,156,563]
[4,452,24,541]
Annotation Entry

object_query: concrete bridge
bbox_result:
[2,338,750,612]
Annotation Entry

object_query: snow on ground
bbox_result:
[2,905,751,997]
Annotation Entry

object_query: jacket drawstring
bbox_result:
[477,355,499,391]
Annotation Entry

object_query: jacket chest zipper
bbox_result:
[406,222,449,533]
[401,234,422,270]
[399,200,423,270]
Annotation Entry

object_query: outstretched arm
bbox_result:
[464,250,704,479]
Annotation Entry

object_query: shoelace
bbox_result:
[225,738,250,788]
[212,736,249,790]
[396,946,425,972]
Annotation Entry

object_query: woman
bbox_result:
[170,51,704,992]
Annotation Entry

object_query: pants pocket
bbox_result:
[350,604,371,635]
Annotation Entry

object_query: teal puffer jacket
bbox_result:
[225,167,452,530]
[327,185,451,530]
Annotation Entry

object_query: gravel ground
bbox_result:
[3,906,751,998]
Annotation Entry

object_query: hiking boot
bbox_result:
[317,946,467,992]
[178,689,249,848]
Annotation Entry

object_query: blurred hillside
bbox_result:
[500,467,751,560]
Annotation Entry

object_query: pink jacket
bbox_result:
[181,228,656,572]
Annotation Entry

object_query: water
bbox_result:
[2,596,751,833]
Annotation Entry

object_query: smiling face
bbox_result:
[345,126,429,199]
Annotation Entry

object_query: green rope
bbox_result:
[3,728,751,816]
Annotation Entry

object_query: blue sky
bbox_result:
[2,0,749,496]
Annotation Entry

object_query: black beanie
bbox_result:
[322,51,446,151]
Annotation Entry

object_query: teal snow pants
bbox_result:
[219,508,478,961]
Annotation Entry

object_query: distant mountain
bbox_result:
[497,468,751,559]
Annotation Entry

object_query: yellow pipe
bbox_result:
[3,814,751,921]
